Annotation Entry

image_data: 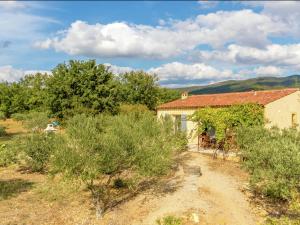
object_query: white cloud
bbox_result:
[240,66,284,77]
[104,63,135,74]
[0,65,25,83]
[0,65,51,83]
[253,66,283,76]
[35,9,288,58]
[198,1,218,9]
[148,62,238,81]
[0,2,58,44]
[0,1,26,10]
[35,20,200,58]
[245,1,300,36]
[196,43,300,69]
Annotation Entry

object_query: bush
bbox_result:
[236,126,300,200]
[156,215,182,225]
[119,104,150,115]
[0,111,6,120]
[0,126,6,137]
[0,144,18,167]
[11,113,28,121]
[51,112,180,218]
[22,133,59,172]
[23,111,49,131]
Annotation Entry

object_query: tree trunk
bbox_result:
[95,197,104,219]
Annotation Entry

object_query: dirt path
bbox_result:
[104,152,263,225]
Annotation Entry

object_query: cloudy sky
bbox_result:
[1,1,300,87]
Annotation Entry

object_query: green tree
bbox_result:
[0,82,29,117]
[19,73,49,111]
[157,87,181,105]
[46,60,119,118]
[51,113,179,218]
[119,71,160,110]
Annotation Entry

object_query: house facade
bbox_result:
[157,88,300,145]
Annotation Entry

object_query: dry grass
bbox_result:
[0,120,100,224]
[0,119,27,144]
[0,166,99,225]
[0,119,27,135]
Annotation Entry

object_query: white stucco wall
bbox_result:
[157,108,198,145]
[264,91,300,129]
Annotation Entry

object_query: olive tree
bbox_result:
[51,112,179,218]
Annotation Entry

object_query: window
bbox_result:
[181,114,187,132]
[174,114,187,133]
[292,113,298,128]
[174,115,181,133]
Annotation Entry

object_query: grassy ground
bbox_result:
[0,119,27,144]
[0,119,98,225]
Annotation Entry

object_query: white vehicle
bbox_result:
[44,124,57,133]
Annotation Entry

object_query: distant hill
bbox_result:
[175,75,300,95]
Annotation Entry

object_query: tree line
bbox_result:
[0,60,180,118]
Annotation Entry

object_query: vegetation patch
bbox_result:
[0,125,6,137]
[0,178,34,200]
[190,104,264,154]
[236,126,300,222]
[156,215,183,225]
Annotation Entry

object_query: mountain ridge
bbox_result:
[175,75,300,95]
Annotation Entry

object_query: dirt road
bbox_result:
[104,152,263,225]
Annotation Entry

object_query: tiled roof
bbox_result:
[157,88,299,110]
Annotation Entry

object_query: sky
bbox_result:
[1,1,300,87]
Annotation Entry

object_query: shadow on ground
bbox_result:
[0,179,34,200]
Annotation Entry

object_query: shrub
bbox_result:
[0,126,6,137]
[236,126,300,200]
[0,111,6,120]
[119,104,150,115]
[22,133,59,172]
[0,144,18,167]
[23,111,49,131]
[156,215,182,225]
[51,112,179,218]
[11,113,28,121]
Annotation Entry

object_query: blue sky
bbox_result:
[1,1,300,87]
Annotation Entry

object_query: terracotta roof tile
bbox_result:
[157,88,299,110]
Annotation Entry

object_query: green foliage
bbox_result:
[47,60,119,118]
[156,215,182,225]
[0,74,48,117]
[1,59,181,118]
[119,104,150,114]
[157,88,181,105]
[23,111,49,131]
[0,125,6,137]
[118,71,159,110]
[51,112,180,217]
[11,112,28,121]
[190,104,264,141]
[11,111,49,130]
[0,144,18,166]
[19,73,49,112]
[236,126,300,201]
[21,133,59,172]
[0,111,6,120]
